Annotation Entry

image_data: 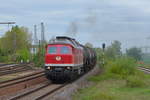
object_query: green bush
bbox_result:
[33,52,44,67]
[126,75,146,88]
[105,56,137,78]
[0,56,8,62]
[16,49,30,62]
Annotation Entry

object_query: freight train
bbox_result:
[44,36,97,81]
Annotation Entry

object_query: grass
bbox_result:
[73,56,150,100]
[143,64,150,68]
[138,63,150,68]
[73,77,150,100]
[142,53,150,65]
[141,53,150,68]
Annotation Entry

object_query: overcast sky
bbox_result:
[0,0,150,49]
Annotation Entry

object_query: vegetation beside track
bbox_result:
[73,41,150,100]
[0,25,45,67]
[0,26,31,63]
[141,53,150,68]
[73,57,150,100]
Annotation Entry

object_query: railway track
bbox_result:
[0,64,33,76]
[138,67,150,74]
[0,70,46,97]
[9,83,66,100]
[8,68,93,100]
[0,64,18,70]
[0,65,97,100]
[0,63,15,67]
[1,66,98,100]
[0,68,67,100]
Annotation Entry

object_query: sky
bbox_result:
[0,0,150,50]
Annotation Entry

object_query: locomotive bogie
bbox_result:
[45,64,83,81]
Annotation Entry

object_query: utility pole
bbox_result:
[14,32,16,51]
[41,22,45,44]
[12,32,17,61]
[33,25,38,54]
[41,22,45,56]
[34,25,38,44]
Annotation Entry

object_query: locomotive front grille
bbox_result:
[54,67,63,71]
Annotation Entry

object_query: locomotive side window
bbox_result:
[48,47,57,54]
[60,46,71,54]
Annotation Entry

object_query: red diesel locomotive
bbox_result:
[44,36,96,81]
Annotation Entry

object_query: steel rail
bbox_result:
[0,72,45,89]
[138,67,150,74]
[0,65,33,76]
[35,84,66,100]
[0,70,44,85]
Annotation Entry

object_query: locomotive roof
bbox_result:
[56,36,75,40]
[49,36,81,48]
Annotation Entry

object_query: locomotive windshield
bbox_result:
[60,46,71,54]
[48,47,57,54]
[47,46,71,54]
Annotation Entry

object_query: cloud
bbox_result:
[0,0,150,48]
[110,0,150,13]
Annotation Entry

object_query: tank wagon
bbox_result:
[44,36,96,81]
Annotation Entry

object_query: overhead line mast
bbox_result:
[0,22,15,24]
[41,22,45,44]
[0,22,16,30]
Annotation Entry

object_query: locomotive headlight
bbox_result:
[66,66,71,70]
[47,66,51,70]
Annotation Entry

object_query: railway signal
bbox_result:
[102,43,105,51]
[102,43,105,66]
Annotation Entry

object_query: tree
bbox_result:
[94,47,103,65]
[126,47,142,61]
[111,40,122,56]
[85,42,93,48]
[105,40,122,60]
[0,26,32,62]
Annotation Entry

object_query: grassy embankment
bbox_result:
[73,57,150,100]
[141,53,150,68]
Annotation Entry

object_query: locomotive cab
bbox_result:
[45,43,83,81]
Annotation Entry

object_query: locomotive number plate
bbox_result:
[55,68,62,71]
